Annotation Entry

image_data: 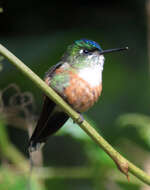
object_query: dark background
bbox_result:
[0,0,150,190]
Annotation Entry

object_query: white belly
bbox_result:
[78,64,103,87]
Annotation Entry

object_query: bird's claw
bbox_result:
[77,114,84,124]
[73,113,84,124]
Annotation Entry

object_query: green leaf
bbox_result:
[116,113,150,147]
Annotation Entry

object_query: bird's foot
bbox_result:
[77,113,84,124]
[73,113,84,124]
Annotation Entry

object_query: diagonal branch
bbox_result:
[0,44,150,185]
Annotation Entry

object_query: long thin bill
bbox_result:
[99,47,128,55]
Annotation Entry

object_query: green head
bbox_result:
[62,39,128,68]
[62,39,102,62]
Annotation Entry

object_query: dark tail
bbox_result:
[28,96,69,152]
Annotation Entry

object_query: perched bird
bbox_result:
[28,39,128,151]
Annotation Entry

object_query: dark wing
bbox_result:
[45,62,63,78]
[28,62,69,151]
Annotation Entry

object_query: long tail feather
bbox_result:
[28,96,68,151]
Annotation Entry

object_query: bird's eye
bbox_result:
[79,49,89,54]
[83,49,89,54]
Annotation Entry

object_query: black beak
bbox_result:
[99,47,128,55]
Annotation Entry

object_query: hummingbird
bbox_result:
[28,39,128,152]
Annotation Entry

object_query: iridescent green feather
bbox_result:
[63,39,102,59]
[50,72,70,95]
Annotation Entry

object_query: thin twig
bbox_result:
[0,44,150,185]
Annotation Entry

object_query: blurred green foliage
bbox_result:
[0,0,150,189]
[0,166,45,190]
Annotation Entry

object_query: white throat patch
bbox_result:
[78,55,104,87]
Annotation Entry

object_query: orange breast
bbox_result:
[64,72,102,112]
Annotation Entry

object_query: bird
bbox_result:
[28,39,128,152]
